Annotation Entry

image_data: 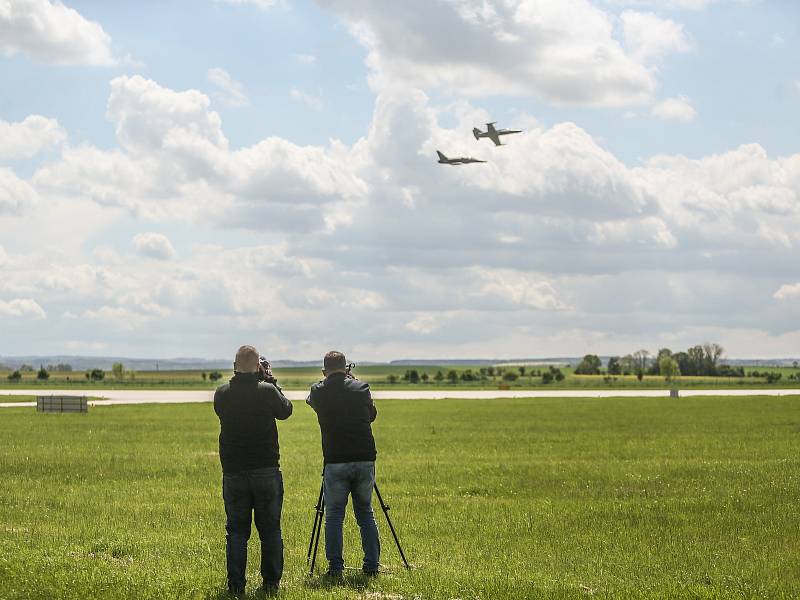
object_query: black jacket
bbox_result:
[214,373,293,474]
[306,372,377,464]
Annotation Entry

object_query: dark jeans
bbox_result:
[222,467,284,591]
[324,461,380,573]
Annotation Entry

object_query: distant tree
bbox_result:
[459,369,476,382]
[387,374,398,384]
[37,365,50,380]
[434,370,444,382]
[607,357,621,375]
[702,343,724,376]
[201,372,207,381]
[209,371,223,381]
[659,355,680,382]
[542,371,554,384]
[406,369,420,384]
[20,364,33,372]
[502,371,519,382]
[447,370,458,383]
[89,368,105,381]
[636,370,644,382]
[420,372,429,382]
[111,362,126,380]
[651,348,673,375]
[673,352,690,377]
[632,350,650,374]
[765,372,782,384]
[686,345,705,376]
[574,354,602,375]
[619,355,635,376]
[793,361,799,369]
[716,365,744,377]
[553,368,565,382]
[7,370,21,381]
[479,367,488,377]
[518,366,526,376]
[486,366,495,377]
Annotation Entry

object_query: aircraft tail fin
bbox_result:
[436,150,447,161]
[472,128,482,140]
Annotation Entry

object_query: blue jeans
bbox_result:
[222,467,284,591]
[323,461,380,573]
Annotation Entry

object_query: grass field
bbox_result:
[1,396,799,599]
[2,364,799,391]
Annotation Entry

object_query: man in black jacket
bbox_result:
[306,350,380,578]
[214,345,293,596]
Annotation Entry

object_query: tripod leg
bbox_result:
[306,481,324,564]
[374,483,411,570]
[309,496,324,576]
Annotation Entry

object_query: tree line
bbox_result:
[575,343,743,379]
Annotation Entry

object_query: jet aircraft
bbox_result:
[436,150,487,165]
[473,122,523,146]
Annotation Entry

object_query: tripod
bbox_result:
[306,477,411,576]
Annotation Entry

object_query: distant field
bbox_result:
[1,396,798,599]
[1,364,799,391]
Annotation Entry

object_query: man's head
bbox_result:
[323,350,347,376]
[234,345,260,374]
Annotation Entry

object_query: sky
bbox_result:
[0,0,799,361]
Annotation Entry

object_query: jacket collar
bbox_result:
[325,371,347,383]
[231,372,259,384]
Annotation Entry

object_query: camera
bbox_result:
[258,356,278,385]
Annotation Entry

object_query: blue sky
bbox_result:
[1,0,799,360]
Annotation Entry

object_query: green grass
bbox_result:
[1,396,799,599]
[0,395,35,403]
[1,364,799,391]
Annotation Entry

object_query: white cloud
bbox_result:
[0,298,46,320]
[290,88,324,111]
[621,10,692,62]
[0,168,37,214]
[774,283,800,301]
[0,115,66,160]
[0,0,115,66]
[318,0,670,106]
[207,67,249,108]
[651,96,697,122]
[7,75,800,358]
[133,233,176,260]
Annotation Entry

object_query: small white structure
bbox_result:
[37,395,88,413]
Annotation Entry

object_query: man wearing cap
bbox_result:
[306,350,380,578]
[214,345,293,596]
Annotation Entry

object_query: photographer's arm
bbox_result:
[268,385,293,420]
[366,387,377,422]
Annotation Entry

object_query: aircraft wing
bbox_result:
[486,123,502,146]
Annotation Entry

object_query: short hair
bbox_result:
[324,350,347,372]
[235,345,260,373]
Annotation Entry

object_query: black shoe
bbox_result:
[362,569,379,578]
[260,582,279,596]
[322,570,343,584]
[227,587,245,599]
